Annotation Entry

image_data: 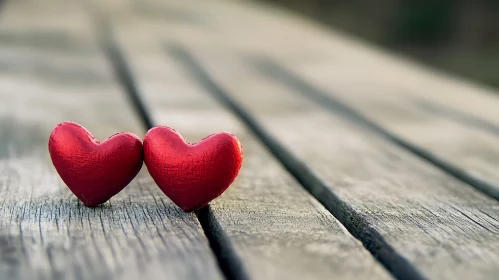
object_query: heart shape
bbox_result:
[144,126,243,211]
[49,122,143,206]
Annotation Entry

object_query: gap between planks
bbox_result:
[0,0,225,278]
[252,58,499,202]
[91,1,499,279]
[162,43,425,280]
[90,15,251,280]
[88,1,498,278]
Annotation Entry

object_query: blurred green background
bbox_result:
[261,0,499,88]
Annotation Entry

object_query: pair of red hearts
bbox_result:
[48,122,243,211]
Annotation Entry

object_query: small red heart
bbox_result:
[144,126,243,211]
[49,122,143,206]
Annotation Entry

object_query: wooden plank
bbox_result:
[409,97,499,139]
[108,1,499,278]
[267,59,499,200]
[0,1,223,279]
[176,47,499,280]
[109,1,499,279]
[108,9,393,280]
[254,59,499,200]
[124,0,499,199]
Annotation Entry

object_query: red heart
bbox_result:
[144,126,243,211]
[49,122,143,206]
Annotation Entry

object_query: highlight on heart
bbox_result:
[48,122,243,211]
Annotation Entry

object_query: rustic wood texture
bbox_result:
[0,1,223,279]
[3,0,499,279]
[105,8,392,279]
[180,49,499,280]
[122,0,499,199]
[273,61,499,199]
[100,0,499,278]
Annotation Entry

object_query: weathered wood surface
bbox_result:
[180,49,499,280]
[102,0,499,278]
[104,1,499,278]
[265,60,499,200]
[106,8,392,279]
[285,3,499,198]
[2,0,499,279]
[121,0,499,199]
[0,1,223,279]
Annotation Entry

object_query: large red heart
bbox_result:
[49,122,143,206]
[144,126,243,211]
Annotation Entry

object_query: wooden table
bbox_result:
[1,0,498,279]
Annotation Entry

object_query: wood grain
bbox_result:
[4,0,498,279]
[180,49,499,280]
[125,0,499,199]
[107,10,392,279]
[274,59,499,199]
[106,0,499,278]
[0,1,222,279]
